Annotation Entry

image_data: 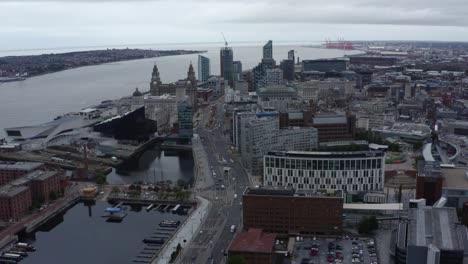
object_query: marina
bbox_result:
[17,201,189,264]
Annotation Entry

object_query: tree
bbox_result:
[369,215,379,230]
[111,186,120,194]
[397,184,403,204]
[177,179,187,189]
[227,255,246,264]
[49,191,57,201]
[95,173,106,185]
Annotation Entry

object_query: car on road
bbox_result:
[233,194,237,199]
[221,185,225,189]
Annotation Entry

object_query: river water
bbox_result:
[20,201,187,264]
[0,42,360,138]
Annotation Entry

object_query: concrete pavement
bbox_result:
[156,196,210,264]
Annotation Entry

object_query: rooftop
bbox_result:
[0,185,29,198]
[266,150,385,159]
[0,161,43,171]
[244,186,343,198]
[441,168,468,190]
[229,228,276,254]
[406,207,463,251]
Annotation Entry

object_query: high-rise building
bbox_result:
[287,49,295,61]
[265,69,283,86]
[232,61,243,81]
[186,63,198,113]
[280,59,295,81]
[237,112,318,175]
[263,40,273,59]
[197,55,210,82]
[177,100,193,139]
[220,47,234,87]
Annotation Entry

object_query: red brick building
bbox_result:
[0,185,32,221]
[0,161,44,186]
[26,171,62,202]
[228,228,276,264]
[242,188,343,236]
[416,162,443,206]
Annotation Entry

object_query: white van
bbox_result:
[230,225,236,233]
[233,194,238,199]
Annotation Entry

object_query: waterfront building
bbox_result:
[349,55,397,66]
[228,228,276,264]
[177,100,193,139]
[395,206,464,264]
[144,94,177,130]
[197,55,210,82]
[220,47,234,87]
[242,187,343,235]
[263,40,273,60]
[149,63,198,113]
[263,150,385,192]
[302,59,347,73]
[94,107,158,141]
[288,49,294,61]
[0,161,44,186]
[0,185,31,221]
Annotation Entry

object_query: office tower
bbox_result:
[177,100,193,139]
[288,50,294,61]
[197,55,210,82]
[232,61,243,81]
[220,47,234,87]
[263,40,273,59]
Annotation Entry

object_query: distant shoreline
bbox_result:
[0,48,205,83]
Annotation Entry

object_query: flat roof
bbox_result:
[0,185,29,198]
[244,187,343,198]
[343,203,403,211]
[266,150,385,159]
[407,207,463,251]
[441,168,468,190]
[229,228,276,254]
[0,161,43,171]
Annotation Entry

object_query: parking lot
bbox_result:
[295,237,378,264]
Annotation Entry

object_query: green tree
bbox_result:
[227,255,246,264]
[95,173,106,185]
[369,215,379,230]
[111,186,120,194]
[49,191,57,201]
[358,217,371,234]
[177,179,187,189]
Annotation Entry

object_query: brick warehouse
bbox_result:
[242,187,343,236]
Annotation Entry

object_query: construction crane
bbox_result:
[221,32,228,47]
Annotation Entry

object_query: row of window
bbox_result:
[264,157,383,170]
[265,168,382,178]
[264,182,383,192]
[265,175,380,185]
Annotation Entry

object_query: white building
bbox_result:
[263,150,385,192]
[298,79,354,101]
[144,94,178,129]
[237,112,318,175]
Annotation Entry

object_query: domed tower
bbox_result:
[131,87,144,110]
[150,63,162,96]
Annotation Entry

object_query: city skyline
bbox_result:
[2,0,468,50]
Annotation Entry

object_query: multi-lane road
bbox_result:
[179,97,252,264]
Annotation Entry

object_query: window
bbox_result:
[313,160,318,170]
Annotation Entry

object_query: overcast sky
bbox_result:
[2,0,468,50]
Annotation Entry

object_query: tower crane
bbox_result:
[221,32,228,47]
